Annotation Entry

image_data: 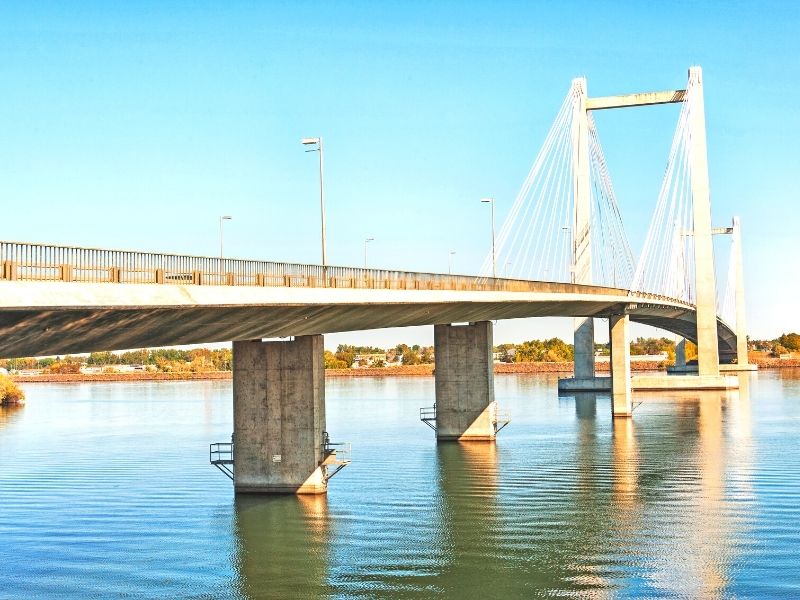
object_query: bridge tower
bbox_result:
[571,76,596,380]
[685,66,720,377]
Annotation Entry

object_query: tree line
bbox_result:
[8,333,775,374]
[750,332,800,357]
[0,348,232,374]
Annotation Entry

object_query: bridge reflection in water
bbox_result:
[228,376,755,599]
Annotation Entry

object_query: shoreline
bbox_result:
[10,358,798,383]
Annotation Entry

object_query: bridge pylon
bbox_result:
[685,66,720,377]
[570,76,596,380]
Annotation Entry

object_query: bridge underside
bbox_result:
[0,283,736,360]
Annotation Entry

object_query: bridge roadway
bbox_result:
[0,276,737,360]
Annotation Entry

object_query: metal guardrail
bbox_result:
[420,406,437,431]
[322,431,350,482]
[210,442,234,480]
[0,240,690,306]
[494,410,511,434]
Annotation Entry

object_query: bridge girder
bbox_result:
[0,282,737,362]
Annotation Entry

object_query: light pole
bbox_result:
[364,237,374,269]
[219,215,232,260]
[448,250,456,274]
[480,198,496,278]
[301,137,327,267]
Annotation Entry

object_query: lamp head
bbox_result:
[480,198,493,204]
[221,215,232,220]
[301,137,320,145]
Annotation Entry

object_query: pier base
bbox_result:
[559,374,739,392]
[233,336,328,494]
[434,322,496,442]
[631,374,739,390]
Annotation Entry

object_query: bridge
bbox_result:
[0,66,751,494]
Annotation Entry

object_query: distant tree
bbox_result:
[772,344,789,357]
[46,360,81,374]
[324,350,349,369]
[212,348,233,371]
[514,338,573,362]
[335,350,355,367]
[372,358,386,368]
[120,349,152,365]
[402,349,422,365]
[87,351,118,366]
[778,333,800,352]
[0,374,25,405]
[420,347,434,364]
[629,337,675,361]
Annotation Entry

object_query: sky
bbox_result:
[1,1,798,350]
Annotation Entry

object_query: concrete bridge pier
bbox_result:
[676,338,686,368]
[232,336,328,494]
[434,321,496,442]
[609,314,632,417]
[574,317,596,379]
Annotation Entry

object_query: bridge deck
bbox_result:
[0,241,736,360]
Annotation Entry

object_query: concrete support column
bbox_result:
[676,338,686,368]
[573,317,596,379]
[434,321,496,441]
[687,66,720,377]
[609,315,632,417]
[233,335,327,494]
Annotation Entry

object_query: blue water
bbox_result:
[1,371,799,598]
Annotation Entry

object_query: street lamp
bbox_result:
[448,250,456,275]
[364,237,374,268]
[301,137,327,267]
[480,198,496,278]
[219,215,232,260]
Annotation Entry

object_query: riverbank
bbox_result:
[9,357,797,384]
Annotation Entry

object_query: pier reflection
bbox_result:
[226,380,756,598]
[639,382,754,598]
[435,442,501,597]
[232,494,330,599]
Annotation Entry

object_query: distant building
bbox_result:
[352,353,388,367]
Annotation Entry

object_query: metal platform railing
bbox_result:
[210,442,234,480]
[493,410,511,434]
[0,240,690,304]
[420,405,437,431]
[321,431,351,482]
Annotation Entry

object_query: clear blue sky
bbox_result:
[1,1,797,348]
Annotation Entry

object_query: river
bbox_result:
[1,371,799,598]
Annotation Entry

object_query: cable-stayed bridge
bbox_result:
[0,66,750,494]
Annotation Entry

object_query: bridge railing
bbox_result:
[0,240,684,305]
